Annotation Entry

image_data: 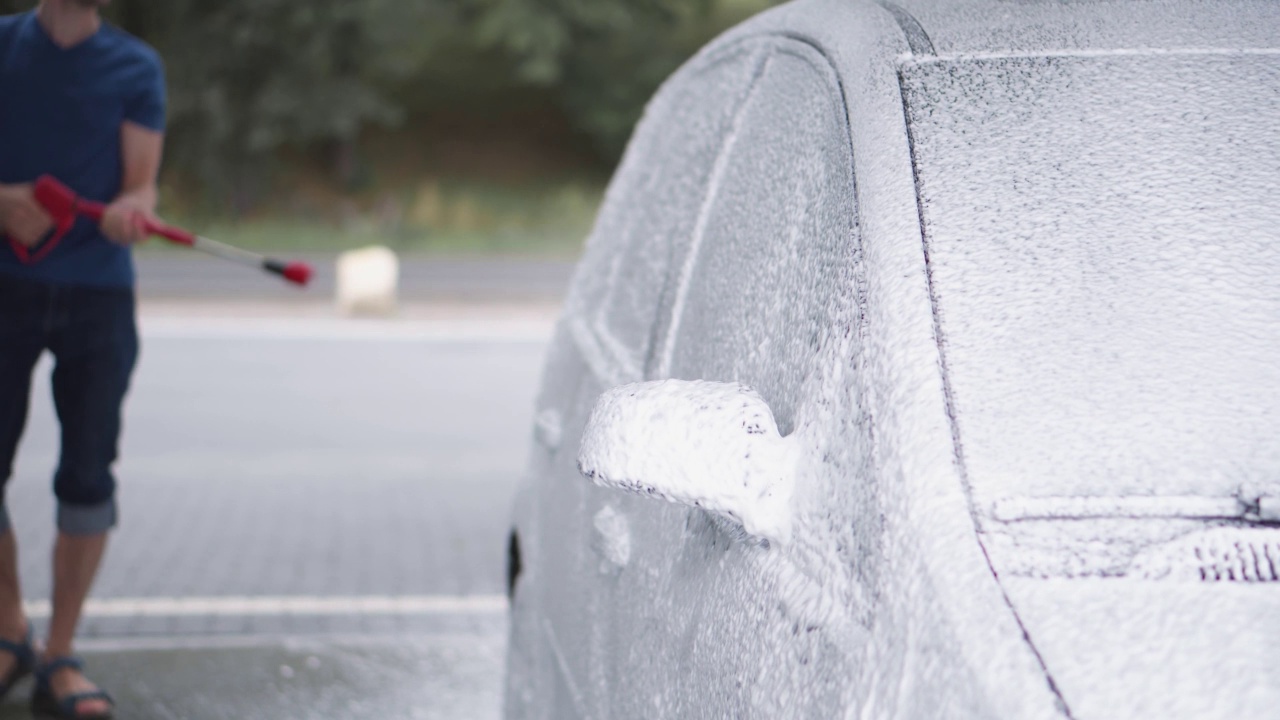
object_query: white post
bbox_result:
[336,246,400,316]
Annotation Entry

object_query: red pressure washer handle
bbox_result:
[7,175,90,264]
[33,175,196,247]
[32,175,311,287]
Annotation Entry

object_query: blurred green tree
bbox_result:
[468,0,718,157]
[1,0,779,210]
[107,0,406,210]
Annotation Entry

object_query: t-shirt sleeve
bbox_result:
[124,52,166,132]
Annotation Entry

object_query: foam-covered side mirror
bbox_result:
[578,379,796,545]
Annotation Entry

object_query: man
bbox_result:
[0,0,164,717]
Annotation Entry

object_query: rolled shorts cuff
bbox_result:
[57,499,117,535]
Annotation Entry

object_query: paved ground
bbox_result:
[2,289,563,718]
[134,252,577,304]
[0,633,506,720]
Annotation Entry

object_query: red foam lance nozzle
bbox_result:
[282,262,312,287]
[264,258,313,287]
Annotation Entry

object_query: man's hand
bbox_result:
[101,200,154,246]
[103,121,165,246]
[0,183,54,248]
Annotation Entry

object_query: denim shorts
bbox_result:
[0,273,138,535]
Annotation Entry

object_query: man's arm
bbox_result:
[101,120,164,245]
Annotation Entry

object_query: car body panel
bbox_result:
[1004,578,1280,719]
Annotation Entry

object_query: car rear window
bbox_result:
[901,51,1280,504]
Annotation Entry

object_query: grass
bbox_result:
[147,178,603,258]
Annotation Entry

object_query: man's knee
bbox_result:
[56,499,117,536]
[54,465,117,535]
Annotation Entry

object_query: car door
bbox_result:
[582,40,877,718]
[505,37,777,720]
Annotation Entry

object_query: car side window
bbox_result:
[565,41,771,385]
[658,42,857,436]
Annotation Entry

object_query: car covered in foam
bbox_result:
[503,1,1280,717]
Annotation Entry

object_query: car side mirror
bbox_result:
[578,380,796,545]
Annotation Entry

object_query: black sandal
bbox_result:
[0,624,35,700]
[31,656,114,720]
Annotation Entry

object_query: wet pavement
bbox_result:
[4,298,559,719]
[134,253,576,304]
[0,632,505,720]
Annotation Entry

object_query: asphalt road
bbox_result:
[0,634,507,720]
[134,252,577,304]
[3,303,559,719]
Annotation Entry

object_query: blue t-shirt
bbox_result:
[0,11,165,288]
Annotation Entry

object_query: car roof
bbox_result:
[892,0,1280,56]
[739,0,1280,58]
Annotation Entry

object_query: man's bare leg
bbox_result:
[0,529,29,676]
[44,531,110,716]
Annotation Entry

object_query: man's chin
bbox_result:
[71,0,111,8]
